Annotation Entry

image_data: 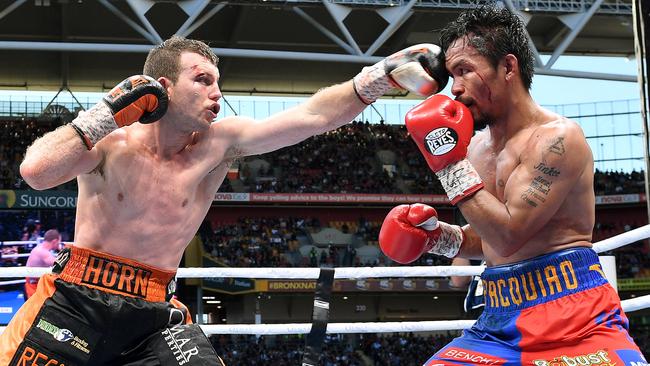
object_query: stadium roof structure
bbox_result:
[0,0,637,94]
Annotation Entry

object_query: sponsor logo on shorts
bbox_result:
[440,347,505,365]
[81,255,151,298]
[36,319,91,354]
[162,326,199,365]
[533,350,615,366]
[13,345,66,366]
[167,279,177,295]
[424,127,458,156]
[53,249,70,271]
[615,349,648,366]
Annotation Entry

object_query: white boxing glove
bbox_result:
[353,44,449,104]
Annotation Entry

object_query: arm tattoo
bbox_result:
[547,137,565,156]
[534,162,560,177]
[521,176,552,207]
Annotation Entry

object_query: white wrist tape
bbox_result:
[435,158,484,205]
[69,102,118,149]
[427,222,463,258]
[352,62,393,105]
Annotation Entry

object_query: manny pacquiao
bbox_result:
[379,5,645,365]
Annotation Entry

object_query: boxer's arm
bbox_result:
[219,81,366,158]
[450,257,472,288]
[20,125,103,190]
[34,248,57,267]
[457,120,590,257]
[216,44,447,158]
[455,224,483,259]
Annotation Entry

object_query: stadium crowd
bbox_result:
[210,330,650,365]
[209,332,460,365]
[1,119,645,196]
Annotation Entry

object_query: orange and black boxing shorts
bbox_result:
[426,247,646,365]
[0,246,225,366]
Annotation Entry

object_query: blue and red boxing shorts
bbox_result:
[426,247,646,365]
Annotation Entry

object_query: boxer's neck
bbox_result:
[489,92,539,142]
[132,121,195,158]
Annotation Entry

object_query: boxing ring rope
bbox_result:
[1,225,650,335]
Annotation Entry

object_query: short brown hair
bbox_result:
[43,229,60,242]
[143,36,219,82]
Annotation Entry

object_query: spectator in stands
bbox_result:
[21,219,41,242]
[24,229,61,298]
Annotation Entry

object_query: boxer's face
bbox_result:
[165,52,222,130]
[446,36,505,130]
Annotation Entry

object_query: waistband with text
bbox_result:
[480,247,608,313]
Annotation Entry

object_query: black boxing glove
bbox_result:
[70,75,168,149]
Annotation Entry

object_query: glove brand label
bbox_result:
[424,127,458,156]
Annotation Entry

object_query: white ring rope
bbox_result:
[0,241,73,246]
[0,296,648,336]
[0,225,649,336]
[200,320,478,335]
[2,224,649,279]
[1,253,30,259]
[195,293,650,335]
[0,279,25,286]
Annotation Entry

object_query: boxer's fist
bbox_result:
[70,75,168,149]
[353,44,448,104]
[406,95,484,204]
[379,204,439,264]
[103,75,168,126]
[379,203,463,263]
[406,95,473,171]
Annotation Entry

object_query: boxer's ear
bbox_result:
[158,77,171,88]
[503,54,518,82]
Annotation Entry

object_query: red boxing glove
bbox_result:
[405,95,484,204]
[379,203,463,264]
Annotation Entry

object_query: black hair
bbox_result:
[440,4,535,90]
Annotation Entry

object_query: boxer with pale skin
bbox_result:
[24,229,60,299]
[2,36,448,365]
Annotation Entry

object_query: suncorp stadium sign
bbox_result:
[0,190,77,209]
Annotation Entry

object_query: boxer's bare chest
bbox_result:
[469,132,532,201]
[89,138,228,221]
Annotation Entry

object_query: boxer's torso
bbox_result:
[74,122,234,270]
[26,245,54,268]
[468,116,595,266]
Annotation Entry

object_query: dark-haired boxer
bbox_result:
[379,4,645,365]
